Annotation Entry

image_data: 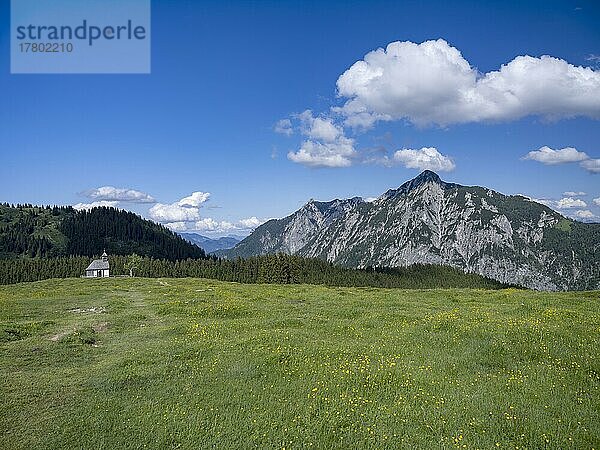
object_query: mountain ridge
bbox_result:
[220,171,599,291]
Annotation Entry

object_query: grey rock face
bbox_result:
[223,171,599,291]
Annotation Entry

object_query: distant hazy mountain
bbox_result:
[220,171,600,291]
[179,233,241,253]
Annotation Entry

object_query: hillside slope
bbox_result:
[222,171,600,291]
[0,204,206,260]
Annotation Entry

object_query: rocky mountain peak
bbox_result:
[413,169,442,184]
[222,171,599,291]
[382,170,459,199]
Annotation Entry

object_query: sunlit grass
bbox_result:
[0,278,598,449]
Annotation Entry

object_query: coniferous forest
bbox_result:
[0,254,508,289]
[0,204,205,260]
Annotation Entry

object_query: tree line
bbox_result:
[0,253,508,289]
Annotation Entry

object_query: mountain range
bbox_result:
[178,233,241,253]
[220,171,600,291]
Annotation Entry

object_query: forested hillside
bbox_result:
[0,204,206,260]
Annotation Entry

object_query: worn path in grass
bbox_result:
[0,278,598,449]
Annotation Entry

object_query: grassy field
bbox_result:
[0,278,598,449]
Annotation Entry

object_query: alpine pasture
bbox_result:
[1,278,598,449]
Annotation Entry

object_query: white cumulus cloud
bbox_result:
[149,191,210,224]
[164,222,189,232]
[274,118,293,136]
[149,203,201,222]
[298,110,343,142]
[522,146,589,165]
[147,191,263,234]
[288,139,356,168]
[287,110,357,168]
[556,197,587,209]
[192,216,265,233]
[281,39,600,171]
[573,210,596,220]
[238,216,264,229]
[84,186,155,203]
[563,191,586,197]
[178,192,210,208]
[73,201,120,211]
[193,218,236,233]
[391,147,455,172]
[580,159,600,173]
[335,39,600,128]
[593,197,600,206]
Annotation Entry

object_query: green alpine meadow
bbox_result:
[1,277,598,449]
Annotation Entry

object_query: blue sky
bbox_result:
[1,0,599,235]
